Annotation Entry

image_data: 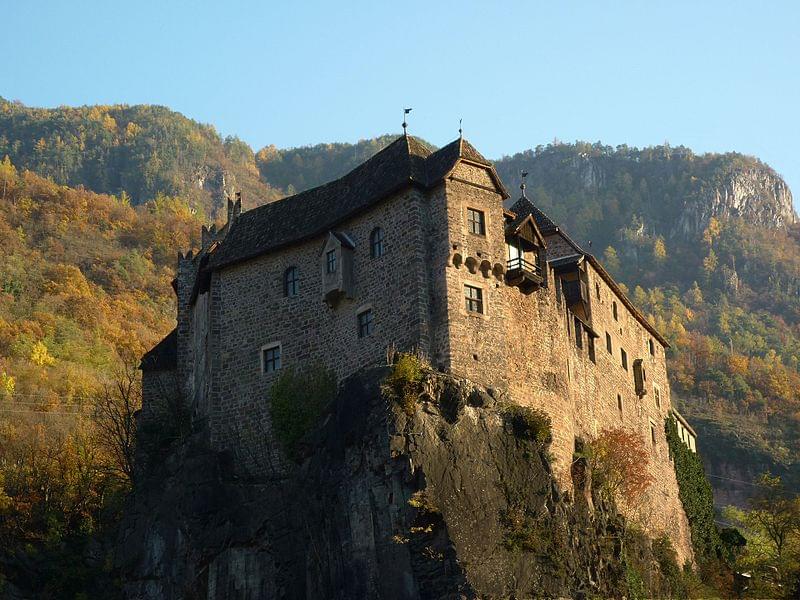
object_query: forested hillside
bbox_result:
[0,98,280,215]
[0,158,202,596]
[3,101,800,504]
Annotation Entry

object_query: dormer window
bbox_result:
[326,250,337,274]
[370,227,384,258]
[467,208,485,235]
[321,231,355,307]
[284,267,299,297]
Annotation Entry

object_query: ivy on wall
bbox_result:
[665,415,723,564]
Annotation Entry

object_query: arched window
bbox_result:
[370,227,384,258]
[284,267,298,297]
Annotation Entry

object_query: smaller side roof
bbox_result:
[140,329,177,372]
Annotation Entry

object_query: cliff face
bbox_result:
[494,144,798,244]
[674,166,796,238]
[117,368,681,599]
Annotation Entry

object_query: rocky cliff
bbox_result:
[117,367,684,599]
[493,144,797,245]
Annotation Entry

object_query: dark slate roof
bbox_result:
[140,329,177,372]
[510,197,558,235]
[209,135,505,271]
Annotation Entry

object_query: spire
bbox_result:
[402,107,412,136]
[520,170,529,199]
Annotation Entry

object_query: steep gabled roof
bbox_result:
[510,197,558,235]
[140,329,177,372]
[208,135,505,271]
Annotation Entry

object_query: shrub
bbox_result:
[383,353,425,415]
[270,364,336,459]
[501,404,552,446]
[588,427,654,502]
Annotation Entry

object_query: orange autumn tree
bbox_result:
[588,427,654,502]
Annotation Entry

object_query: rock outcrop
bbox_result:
[117,368,681,599]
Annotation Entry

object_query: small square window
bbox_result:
[621,348,628,371]
[357,309,373,338]
[467,208,485,236]
[262,344,281,373]
[326,249,337,274]
[464,284,484,313]
[606,332,612,354]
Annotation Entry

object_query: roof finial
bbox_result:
[402,107,412,136]
[458,118,463,139]
[520,170,529,198]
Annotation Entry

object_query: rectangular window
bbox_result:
[650,420,657,447]
[574,316,583,349]
[649,339,655,356]
[617,394,623,412]
[654,385,662,409]
[612,301,618,321]
[467,208,485,235]
[588,336,596,364]
[621,348,628,371]
[606,332,612,354]
[262,344,281,374]
[595,282,600,300]
[357,309,373,338]
[464,284,484,313]
[326,249,337,273]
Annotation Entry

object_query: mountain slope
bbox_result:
[0,98,281,215]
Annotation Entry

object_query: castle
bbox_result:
[140,134,698,560]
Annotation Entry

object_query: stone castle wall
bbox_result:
[437,164,693,561]
[156,156,693,560]
[204,188,435,473]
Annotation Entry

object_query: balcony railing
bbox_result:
[506,257,542,277]
[506,257,543,292]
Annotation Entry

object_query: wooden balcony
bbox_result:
[506,257,543,292]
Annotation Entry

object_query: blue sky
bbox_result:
[2,0,799,205]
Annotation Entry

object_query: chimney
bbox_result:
[234,192,242,220]
[226,195,234,225]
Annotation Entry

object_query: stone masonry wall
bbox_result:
[436,164,693,561]
[207,188,433,475]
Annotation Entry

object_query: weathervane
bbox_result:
[402,108,412,135]
[520,170,529,198]
[458,118,463,138]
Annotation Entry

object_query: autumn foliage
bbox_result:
[588,427,654,502]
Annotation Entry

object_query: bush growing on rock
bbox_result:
[382,353,425,415]
[269,364,336,459]
[501,404,552,447]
